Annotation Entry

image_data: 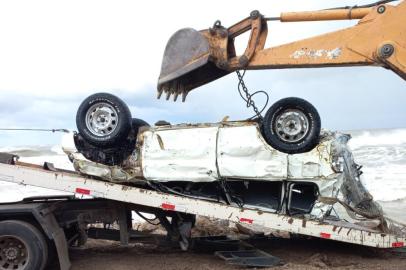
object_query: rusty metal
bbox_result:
[157,26,232,102]
[157,2,406,101]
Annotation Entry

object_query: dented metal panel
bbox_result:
[217,124,288,179]
[140,122,340,182]
[141,126,219,182]
[287,140,336,179]
[217,123,339,181]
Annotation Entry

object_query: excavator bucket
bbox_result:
[157,28,229,102]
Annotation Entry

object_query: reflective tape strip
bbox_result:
[320,232,331,239]
[392,242,404,248]
[75,188,91,195]
[161,203,176,211]
[240,218,254,224]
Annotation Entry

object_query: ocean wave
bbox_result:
[347,128,406,203]
[349,128,406,150]
[0,145,63,157]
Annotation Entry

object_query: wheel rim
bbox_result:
[85,102,119,137]
[0,236,29,270]
[274,109,309,143]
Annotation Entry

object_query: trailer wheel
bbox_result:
[76,93,132,147]
[262,97,321,154]
[0,220,48,270]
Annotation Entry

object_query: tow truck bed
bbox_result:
[0,161,404,249]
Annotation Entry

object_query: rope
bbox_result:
[0,128,69,133]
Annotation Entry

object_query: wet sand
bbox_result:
[51,237,406,270]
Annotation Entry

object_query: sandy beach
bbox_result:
[48,237,406,270]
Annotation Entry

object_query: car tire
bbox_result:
[262,97,321,154]
[0,220,48,270]
[132,118,150,135]
[76,93,132,147]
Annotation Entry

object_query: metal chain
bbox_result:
[236,70,269,120]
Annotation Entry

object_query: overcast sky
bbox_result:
[0,0,404,147]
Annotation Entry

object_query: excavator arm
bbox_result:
[157,1,406,102]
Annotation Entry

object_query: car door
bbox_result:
[217,123,288,180]
[141,125,219,182]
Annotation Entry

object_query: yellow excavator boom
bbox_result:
[157,1,406,101]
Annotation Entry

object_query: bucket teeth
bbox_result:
[173,92,179,102]
[157,82,189,102]
[165,89,172,100]
[175,84,184,102]
[157,28,231,102]
[157,87,164,99]
[182,90,188,102]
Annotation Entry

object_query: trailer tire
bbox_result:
[262,97,321,154]
[76,93,132,147]
[0,220,48,270]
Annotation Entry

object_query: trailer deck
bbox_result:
[0,161,404,249]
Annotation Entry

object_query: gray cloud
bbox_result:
[0,65,405,148]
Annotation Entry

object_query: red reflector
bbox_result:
[75,188,90,195]
[392,242,404,248]
[161,203,176,211]
[240,218,253,224]
[320,233,331,239]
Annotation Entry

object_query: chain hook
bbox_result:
[236,70,269,121]
[213,20,222,28]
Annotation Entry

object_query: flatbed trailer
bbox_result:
[0,160,405,270]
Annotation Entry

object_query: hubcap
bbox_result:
[85,102,119,137]
[274,109,309,143]
[0,236,29,270]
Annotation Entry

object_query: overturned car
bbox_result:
[65,93,392,233]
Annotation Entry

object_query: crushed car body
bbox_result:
[64,92,406,238]
[141,121,331,182]
[64,120,401,235]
